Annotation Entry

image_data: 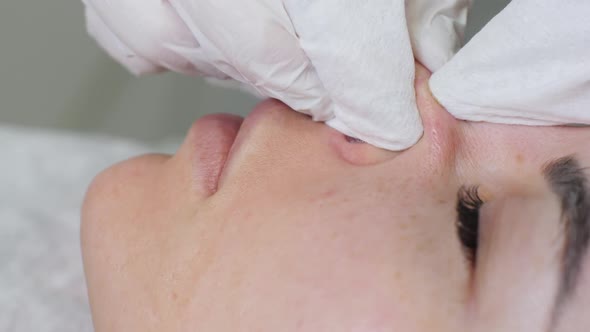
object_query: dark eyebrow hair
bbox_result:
[543,156,590,325]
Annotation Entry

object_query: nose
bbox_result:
[414,63,462,171]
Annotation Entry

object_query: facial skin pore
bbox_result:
[81,64,590,332]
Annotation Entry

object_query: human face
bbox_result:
[81,65,590,332]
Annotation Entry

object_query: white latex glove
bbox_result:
[430,0,590,126]
[82,0,471,150]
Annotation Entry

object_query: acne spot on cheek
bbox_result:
[308,188,339,207]
[321,189,337,199]
[516,153,525,165]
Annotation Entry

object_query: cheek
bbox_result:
[215,177,467,329]
[81,154,172,259]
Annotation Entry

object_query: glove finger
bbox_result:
[407,0,473,72]
[205,78,264,98]
[164,44,230,79]
[430,0,590,126]
[284,0,423,151]
[83,0,210,76]
[85,5,160,75]
[168,0,332,120]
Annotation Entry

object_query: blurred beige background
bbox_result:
[0,0,510,143]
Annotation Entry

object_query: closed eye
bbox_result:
[456,186,483,266]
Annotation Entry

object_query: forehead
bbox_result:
[462,123,590,171]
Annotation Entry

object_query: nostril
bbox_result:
[328,131,401,166]
[345,135,366,144]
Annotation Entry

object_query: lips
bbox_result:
[188,100,297,195]
[189,113,244,195]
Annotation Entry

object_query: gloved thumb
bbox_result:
[407,0,473,72]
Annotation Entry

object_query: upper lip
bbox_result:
[216,106,267,185]
[192,100,293,194]
[216,99,287,189]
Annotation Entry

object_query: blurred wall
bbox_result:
[0,0,510,142]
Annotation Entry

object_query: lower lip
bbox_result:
[189,113,243,195]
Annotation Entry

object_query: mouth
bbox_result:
[189,113,244,195]
[189,99,284,195]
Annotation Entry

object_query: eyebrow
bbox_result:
[543,156,590,325]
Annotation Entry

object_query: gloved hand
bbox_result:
[430,0,590,127]
[82,0,472,151]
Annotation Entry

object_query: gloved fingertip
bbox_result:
[85,6,162,75]
[408,0,472,71]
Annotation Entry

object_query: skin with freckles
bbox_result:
[81,64,590,332]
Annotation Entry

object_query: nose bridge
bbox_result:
[415,71,462,170]
[423,93,461,162]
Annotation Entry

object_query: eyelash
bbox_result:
[456,186,484,266]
